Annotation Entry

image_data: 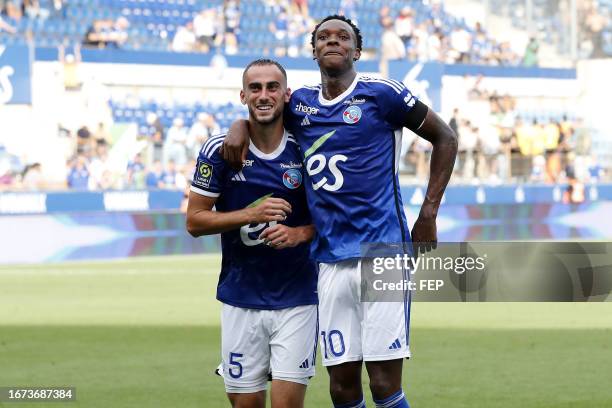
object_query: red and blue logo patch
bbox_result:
[282,169,302,189]
[343,105,362,124]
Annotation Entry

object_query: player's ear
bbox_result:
[353,48,361,61]
[239,90,246,105]
[285,87,291,103]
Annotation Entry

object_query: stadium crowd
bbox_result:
[1,100,604,193]
[0,112,223,192]
[403,96,602,187]
[380,4,523,66]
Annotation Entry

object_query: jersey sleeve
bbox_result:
[190,135,227,197]
[373,79,425,130]
[283,93,299,135]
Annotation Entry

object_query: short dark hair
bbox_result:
[310,14,363,51]
[242,58,287,85]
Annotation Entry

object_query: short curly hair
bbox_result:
[310,14,363,51]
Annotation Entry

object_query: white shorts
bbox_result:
[221,303,318,393]
[318,259,411,366]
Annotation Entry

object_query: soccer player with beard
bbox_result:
[223,15,458,408]
[187,59,318,408]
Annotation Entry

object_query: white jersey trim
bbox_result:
[360,77,403,94]
[190,185,220,197]
[248,130,288,160]
[317,74,360,106]
[202,134,227,158]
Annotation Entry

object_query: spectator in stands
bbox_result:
[286,12,307,57]
[449,108,460,138]
[292,0,308,18]
[76,125,92,154]
[3,0,22,22]
[51,0,65,18]
[222,0,240,55]
[449,26,472,63]
[172,22,197,53]
[0,160,15,190]
[458,120,477,179]
[108,17,129,48]
[23,0,49,21]
[270,7,289,56]
[477,121,502,182]
[338,0,358,26]
[410,22,430,62]
[88,140,112,190]
[146,112,164,162]
[394,7,414,49]
[380,16,405,72]
[93,122,112,146]
[193,8,217,52]
[145,160,165,189]
[187,113,211,159]
[66,155,90,190]
[563,161,585,204]
[83,17,129,49]
[523,37,539,66]
[0,14,16,33]
[164,117,188,166]
[544,120,561,183]
[22,162,44,190]
[126,153,146,189]
[162,159,182,189]
[585,4,607,58]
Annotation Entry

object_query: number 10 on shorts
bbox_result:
[320,330,345,359]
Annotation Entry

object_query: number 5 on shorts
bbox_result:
[228,352,243,378]
[320,330,346,359]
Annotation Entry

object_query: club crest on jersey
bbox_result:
[343,105,362,124]
[282,168,302,189]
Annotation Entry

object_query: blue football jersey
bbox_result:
[285,75,421,262]
[190,131,317,310]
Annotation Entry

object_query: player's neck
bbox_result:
[320,69,357,100]
[248,120,284,154]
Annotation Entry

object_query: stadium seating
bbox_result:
[109,99,247,135]
[0,0,524,57]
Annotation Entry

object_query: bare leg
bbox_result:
[327,361,363,405]
[227,391,266,408]
[270,379,306,408]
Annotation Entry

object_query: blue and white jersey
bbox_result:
[285,75,421,263]
[190,131,317,310]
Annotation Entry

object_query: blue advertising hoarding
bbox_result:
[0,45,32,105]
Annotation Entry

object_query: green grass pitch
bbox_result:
[1,255,611,407]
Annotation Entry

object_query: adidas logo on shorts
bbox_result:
[299,359,310,369]
[388,338,401,350]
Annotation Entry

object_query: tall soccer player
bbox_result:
[186,59,318,408]
[222,15,458,408]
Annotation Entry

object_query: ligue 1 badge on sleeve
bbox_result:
[282,169,302,189]
[343,105,362,124]
[194,159,213,188]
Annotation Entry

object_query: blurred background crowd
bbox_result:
[0,0,610,195]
